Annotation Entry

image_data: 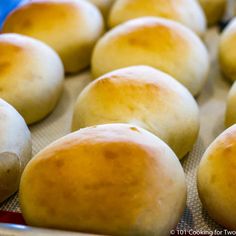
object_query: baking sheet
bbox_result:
[0,6,235,232]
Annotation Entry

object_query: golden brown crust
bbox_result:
[219,18,236,82]
[0,99,31,203]
[72,66,199,159]
[225,82,236,127]
[0,33,64,124]
[20,124,186,235]
[109,0,206,36]
[87,0,115,18]
[92,17,209,96]
[197,125,236,229]
[199,0,226,26]
[2,0,104,73]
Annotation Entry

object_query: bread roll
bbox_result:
[87,0,115,19]
[109,0,206,36]
[20,123,186,235]
[2,0,104,73]
[72,66,199,159]
[219,18,236,82]
[198,0,226,26]
[0,33,64,125]
[0,99,31,203]
[225,82,236,127]
[197,125,236,230]
[92,17,209,96]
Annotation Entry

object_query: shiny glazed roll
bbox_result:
[92,17,209,96]
[0,33,64,124]
[2,0,104,73]
[197,125,236,230]
[109,0,206,36]
[72,66,200,159]
[20,123,187,236]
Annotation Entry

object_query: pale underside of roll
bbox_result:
[0,99,32,203]
[87,0,115,19]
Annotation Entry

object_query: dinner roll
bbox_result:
[92,17,209,96]
[219,18,236,82]
[20,123,186,235]
[87,0,115,19]
[225,82,236,127]
[0,99,31,203]
[198,0,226,26]
[72,66,199,159]
[2,0,104,73]
[197,125,236,230]
[0,33,64,124]
[109,0,206,36]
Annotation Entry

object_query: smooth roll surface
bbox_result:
[87,0,115,18]
[0,33,64,124]
[2,0,104,73]
[92,17,209,96]
[0,99,31,203]
[72,66,200,159]
[225,82,236,127]
[109,0,206,36]
[219,18,236,82]
[199,0,226,26]
[20,123,186,236]
[198,125,236,230]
